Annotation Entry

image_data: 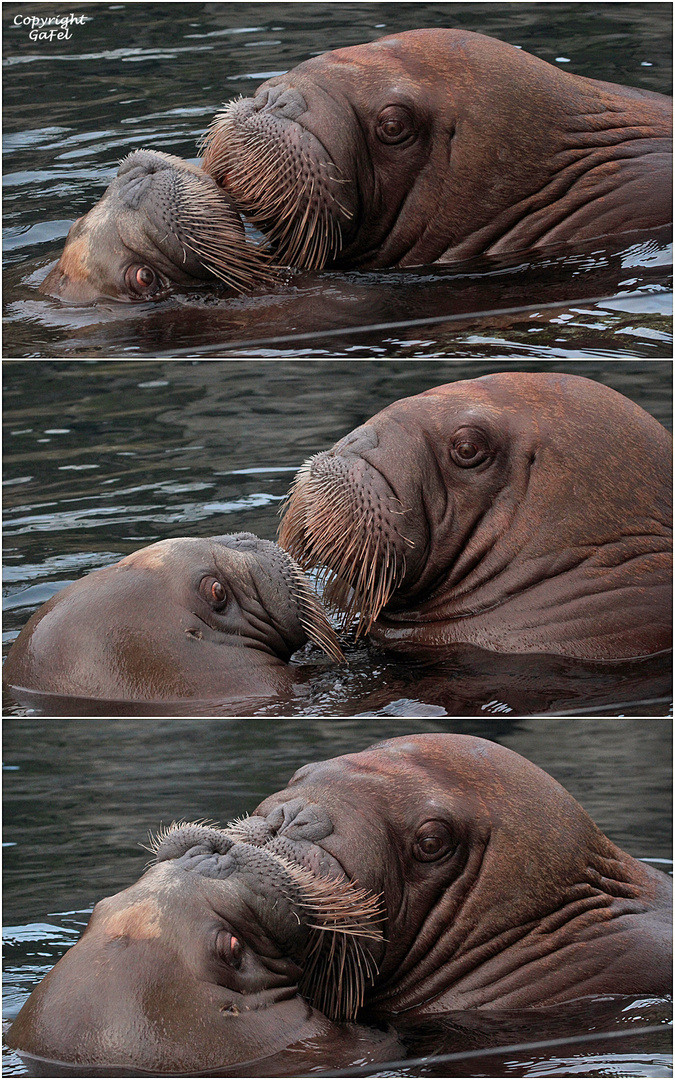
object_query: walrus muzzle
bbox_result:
[201,92,354,269]
[150,818,384,1021]
[278,426,424,635]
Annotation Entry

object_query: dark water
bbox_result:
[3,359,672,718]
[2,2,672,358]
[2,717,673,1076]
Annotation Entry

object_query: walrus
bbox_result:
[202,28,673,269]
[2,533,343,703]
[7,734,671,1075]
[278,371,673,661]
[40,149,276,303]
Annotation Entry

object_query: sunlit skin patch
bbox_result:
[52,231,92,283]
[119,538,193,571]
[100,897,163,942]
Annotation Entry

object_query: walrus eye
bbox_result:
[376,106,415,145]
[216,929,243,969]
[199,576,227,607]
[450,428,490,468]
[125,264,161,297]
[413,820,454,862]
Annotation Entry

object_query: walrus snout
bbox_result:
[332,424,379,458]
[279,442,425,635]
[153,823,239,862]
[201,89,354,269]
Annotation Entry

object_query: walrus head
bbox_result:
[7,813,385,1073]
[253,734,670,1014]
[200,29,673,270]
[3,533,344,702]
[41,149,276,303]
[278,372,673,658]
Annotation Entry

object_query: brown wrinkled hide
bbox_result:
[202,28,672,270]
[256,733,673,1013]
[279,372,673,660]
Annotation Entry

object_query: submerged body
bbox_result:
[3,533,343,703]
[41,149,276,303]
[8,734,672,1074]
[278,371,673,660]
[203,28,673,270]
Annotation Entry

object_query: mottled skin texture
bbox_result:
[278,372,673,661]
[203,28,672,270]
[41,149,275,304]
[2,533,343,703]
[7,735,671,1075]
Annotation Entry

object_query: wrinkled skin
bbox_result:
[279,372,673,661]
[202,28,673,270]
[8,734,671,1075]
[41,149,275,304]
[2,533,343,703]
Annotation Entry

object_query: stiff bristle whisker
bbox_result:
[278,464,408,636]
[272,853,384,1022]
[200,111,347,271]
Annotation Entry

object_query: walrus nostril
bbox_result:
[264,800,334,842]
[329,424,379,460]
[261,84,308,120]
[252,89,270,111]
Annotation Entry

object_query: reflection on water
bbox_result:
[3,2,672,357]
[3,360,672,717]
[2,717,673,1076]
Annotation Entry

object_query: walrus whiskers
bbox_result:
[200,102,348,270]
[286,558,346,663]
[145,819,225,863]
[279,459,409,635]
[147,818,384,1022]
[169,169,278,291]
[272,853,384,1022]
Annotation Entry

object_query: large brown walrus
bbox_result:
[2,533,343,704]
[278,372,673,661]
[7,734,671,1075]
[40,149,276,303]
[202,28,673,269]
